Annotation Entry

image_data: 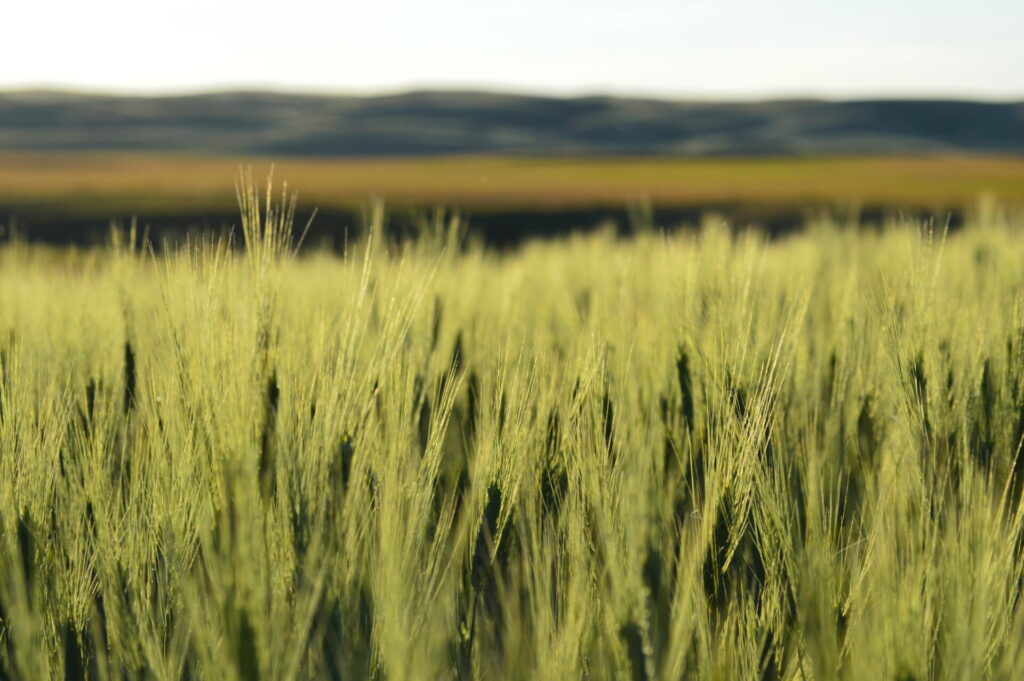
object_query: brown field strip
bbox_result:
[1,152,1024,217]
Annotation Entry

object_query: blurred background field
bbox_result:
[3,151,1024,246]
[6,153,1024,214]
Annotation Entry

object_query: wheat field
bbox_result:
[1,178,1024,680]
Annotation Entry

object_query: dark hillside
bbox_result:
[1,91,1022,156]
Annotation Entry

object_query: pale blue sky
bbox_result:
[5,0,1022,98]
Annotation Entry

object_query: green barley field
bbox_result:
[2,176,1024,680]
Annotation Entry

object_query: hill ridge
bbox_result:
[1,90,1022,156]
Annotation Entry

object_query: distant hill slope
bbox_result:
[1,91,1023,156]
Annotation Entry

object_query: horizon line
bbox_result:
[3,83,1024,104]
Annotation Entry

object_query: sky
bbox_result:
[4,0,1022,99]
